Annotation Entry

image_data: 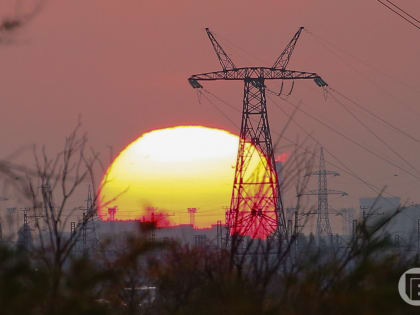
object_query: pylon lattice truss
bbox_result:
[301,147,347,239]
[188,27,327,239]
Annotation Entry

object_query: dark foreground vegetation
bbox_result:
[0,125,417,315]
[0,217,419,315]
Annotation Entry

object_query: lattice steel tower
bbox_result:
[188,27,327,239]
[302,147,347,240]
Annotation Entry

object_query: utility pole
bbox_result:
[300,147,347,244]
[79,186,98,253]
[352,219,358,237]
[32,185,48,235]
[292,209,305,261]
[7,207,18,240]
[107,207,117,221]
[187,208,197,228]
[287,218,293,240]
[19,204,44,249]
[20,207,31,249]
[294,210,299,236]
[216,220,223,249]
[188,27,327,242]
[0,196,8,241]
[360,205,384,220]
[70,221,76,238]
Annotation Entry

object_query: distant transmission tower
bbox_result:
[78,187,99,253]
[301,147,347,241]
[188,27,327,240]
[107,207,117,222]
[19,207,31,249]
[187,208,197,228]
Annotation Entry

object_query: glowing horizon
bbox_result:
[98,125,270,229]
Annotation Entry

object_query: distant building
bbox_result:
[336,208,356,236]
[358,196,420,248]
[95,220,223,248]
[359,196,401,219]
[193,234,207,247]
[386,204,420,249]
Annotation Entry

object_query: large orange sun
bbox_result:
[98,125,268,229]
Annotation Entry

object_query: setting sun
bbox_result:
[98,125,268,228]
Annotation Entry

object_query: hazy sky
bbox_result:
[1,0,420,214]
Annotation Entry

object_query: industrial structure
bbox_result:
[187,207,197,227]
[301,147,347,242]
[188,27,327,241]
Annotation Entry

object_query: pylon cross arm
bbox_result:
[188,67,325,86]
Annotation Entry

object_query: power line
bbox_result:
[203,27,420,179]
[303,30,420,119]
[266,90,420,181]
[376,0,420,30]
[384,0,420,24]
[304,28,420,95]
[211,30,271,65]
[198,87,400,199]
[328,86,420,144]
[328,92,420,176]
[203,89,240,113]
[266,95,403,200]
[199,90,239,128]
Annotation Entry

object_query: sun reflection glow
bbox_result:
[98,125,269,229]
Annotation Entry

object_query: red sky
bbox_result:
[1,0,420,216]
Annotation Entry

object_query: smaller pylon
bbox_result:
[78,186,99,253]
[216,220,223,249]
[23,208,30,247]
[17,208,32,250]
[188,208,197,227]
[300,147,347,243]
[108,207,117,221]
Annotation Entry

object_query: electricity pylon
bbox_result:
[188,208,197,227]
[74,186,99,254]
[301,147,347,241]
[81,187,99,252]
[188,27,327,240]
